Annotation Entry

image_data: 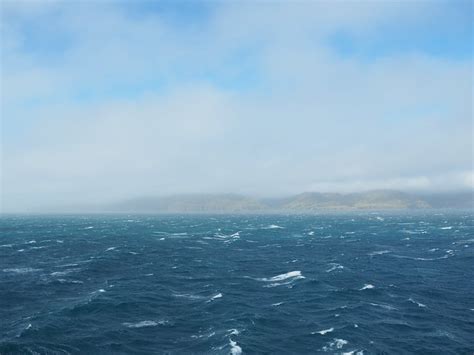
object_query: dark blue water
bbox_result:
[1,212,473,354]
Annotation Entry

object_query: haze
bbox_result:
[1,1,472,212]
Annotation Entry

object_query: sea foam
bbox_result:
[312,327,334,335]
[123,320,163,328]
[229,339,242,355]
[259,271,304,282]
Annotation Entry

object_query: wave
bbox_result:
[322,338,348,351]
[312,327,334,335]
[51,271,72,277]
[264,224,284,229]
[208,293,223,302]
[123,320,167,328]
[57,279,84,284]
[359,284,374,290]
[258,271,304,282]
[326,264,344,273]
[229,339,242,355]
[408,298,427,308]
[214,232,240,240]
[391,254,451,261]
[3,267,41,274]
[256,271,305,288]
[368,302,397,311]
[368,250,391,256]
[173,292,207,300]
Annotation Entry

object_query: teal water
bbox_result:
[1,212,473,354]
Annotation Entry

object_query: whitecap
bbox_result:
[60,263,79,267]
[123,320,164,328]
[368,250,390,256]
[84,226,94,230]
[258,271,304,282]
[3,267,41,274]
[408,298,427,308]
[312,327,334,335]
[173,292,206,300]
[0,244,13,248]
[326,264,344,273]
[308,231,315,236]
[265,281,295,288]
[359,284,374,290]
[228,329,240,335]
[440,226,452,230]
[375,217,384,221]
[57,279,83,284]
[105,247,116,251]
[264,224,284,229]
[271,302,284,306]
[229,339,242,355]
[208,293,223,301]
[391,254,450,261]
[323,338,348,351]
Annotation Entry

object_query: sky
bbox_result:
[1,0,473,212]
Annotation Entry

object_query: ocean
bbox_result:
[1,212,473,354]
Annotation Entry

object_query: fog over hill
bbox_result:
[45,190,473,214]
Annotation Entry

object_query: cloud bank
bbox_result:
[1,1,472,211]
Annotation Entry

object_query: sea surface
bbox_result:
[1,212,473,354]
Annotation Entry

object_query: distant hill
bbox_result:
[103,190,472,213]
[276,190,430,211]
[108,194,266,213]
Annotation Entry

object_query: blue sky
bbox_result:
[1,0,472,211]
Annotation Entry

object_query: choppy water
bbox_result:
[1,212,473,354]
